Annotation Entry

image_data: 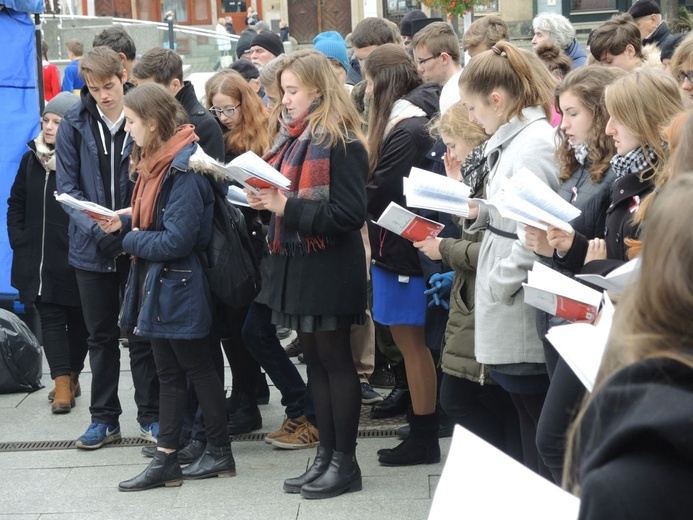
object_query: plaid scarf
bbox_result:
[610,145,657,179]
[263,107,332,255]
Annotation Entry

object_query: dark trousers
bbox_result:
[536,341,586,484]
[242,302,306,419]
[34,299,89,380]
[440,373,523,463]
[151,336,228,449]
[219,304,259,395]
[75,259,158,426]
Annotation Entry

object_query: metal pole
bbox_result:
[34,13,45,114]
[166,12,175,50]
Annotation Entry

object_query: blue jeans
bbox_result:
[242,302,306,419]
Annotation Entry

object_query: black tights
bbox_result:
[299,324,360,454]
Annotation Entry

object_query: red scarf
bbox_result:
[131,125,198,230]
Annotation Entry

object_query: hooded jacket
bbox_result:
[565,38,587,68]
[56,85,134,273]
[367,82,441,276]
[176,81,225,162]
[576,356,693,519]
[118,143,222,339]
[7,135,81,307]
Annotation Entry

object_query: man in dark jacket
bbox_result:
[132,47,226,161]
[628,0,677,51]
[56,47,159,449]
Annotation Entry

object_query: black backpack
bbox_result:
[201,186,261,308]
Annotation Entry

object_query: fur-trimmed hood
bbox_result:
[638,44,664,71]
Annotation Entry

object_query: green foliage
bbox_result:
[420,0,478,18]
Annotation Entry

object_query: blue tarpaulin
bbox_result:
[0,4,43,298]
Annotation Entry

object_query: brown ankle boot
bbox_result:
[51,375,75,414]
[70,371,82,398]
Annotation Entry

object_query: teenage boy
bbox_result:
[589,13,659,71]
[56,46,159,449]
[93,26,137,82]
[132,47,225,161]
[62,39,85,93]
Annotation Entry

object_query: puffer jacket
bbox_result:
[466,106,558,367]
[119,143,221,340]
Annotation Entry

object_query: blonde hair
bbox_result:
[669,31,693,78]
[430,101,488,150]
[563,174,693,492]
[205,69,272,156]
[270,50,364,150]
[458,41,554,123]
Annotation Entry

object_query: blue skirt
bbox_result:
[371,265,426,327]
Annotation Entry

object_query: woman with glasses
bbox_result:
[669,32,693,108]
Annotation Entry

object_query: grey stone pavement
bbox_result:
[0,338,450,520]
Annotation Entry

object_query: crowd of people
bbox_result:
[7,1,693,515]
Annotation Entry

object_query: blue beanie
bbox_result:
[313,31,349,72]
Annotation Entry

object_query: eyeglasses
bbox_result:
[416,54,440,66]
[209,104,241,118]
[677,71,693,85]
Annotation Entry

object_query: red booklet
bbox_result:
[374,202,444,242]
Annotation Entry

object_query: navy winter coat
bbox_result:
[119,143,216,340]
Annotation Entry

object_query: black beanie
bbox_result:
[400,9,427,37]
[250,31,284,58]
[236,28,256,59]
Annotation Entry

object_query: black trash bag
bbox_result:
[0,308,43,394]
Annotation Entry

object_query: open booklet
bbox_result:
[373,201,444,242]
[430,425,580,519]
[191,147,290,195]
[403,167,472,217]
[576,258,640,294]
[55,192,117,218]
[523,262,603,322]
[480,167,581,232]
[545,294,615,392]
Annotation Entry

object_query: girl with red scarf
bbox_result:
[94,84,235,491]
[247,50,369,499]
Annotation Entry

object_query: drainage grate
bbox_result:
[0,428,400,453]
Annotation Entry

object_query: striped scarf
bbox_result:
[263,107,332,255]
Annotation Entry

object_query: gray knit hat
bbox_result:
[43,92,79,117]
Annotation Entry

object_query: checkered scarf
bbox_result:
[610,145,658,178]
[263,106,332,255]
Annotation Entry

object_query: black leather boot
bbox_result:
[378,412,441,466]
[256,372,270,405]
[300,451,362,499]
[371,361,410,419]
[178,439,207,465]
[119,450,183,491]
[182,443,236,479]
[227,392,262,435]
[283,445,333,494]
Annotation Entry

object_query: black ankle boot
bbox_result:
[283,445,333,493]
[255,372,270,405]
[300,451,362,499]
[227,392,262,435]
[182,443,236,479]
[119,450,183,491]
[178,439,207,465]
[378,413,441,466]
[371,362,410,419]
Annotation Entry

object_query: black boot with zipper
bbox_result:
[119,449,183,491]
[283,445,333,493]
[181,443,236,479]
[300,451,362,499]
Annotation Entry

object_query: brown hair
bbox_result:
[589,13,643,63]
[351,17,401,49]
[132,46,183,85]
[205,69,272,156]
[270,50,365,150]
[563,173,693,491]
[461,15,508,52]
[79,46,124,82]
[66,38,83,57]
[535,42,573,81]
[430,101,488,150]
[364,44,422,175]
[458,41,554,122]
[554,66,626,183]
[123,83,188,175]
[41,40,49,60]
[411,22,460,64]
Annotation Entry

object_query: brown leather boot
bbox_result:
[51,375,75,414]
[71,371,82,398]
